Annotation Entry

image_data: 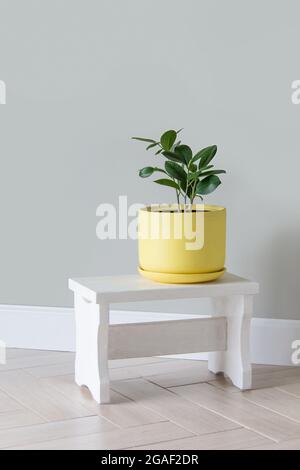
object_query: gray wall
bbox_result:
[0,0,299,319]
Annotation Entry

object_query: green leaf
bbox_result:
[162,150,185,163]
[196,175,221,195]
[146,142,158,150]
[191,145,217,165]
[200,164,214,171]
[155,148,163,155]
[174,145,193,165]
[165,161,187,182]
[160,130,177,151]
[199,146,218,168]
[199,169,226,177]
[188,169,203,181]
[154,179,180,190]
[132,137,156,143]
[191,150,203,164]
[172,140,181,151]
[139,167,154,178]
[139,167,165,178]
[189,163,197,172]
[188,168,225,182]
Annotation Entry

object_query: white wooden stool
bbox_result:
[69,273,259,403]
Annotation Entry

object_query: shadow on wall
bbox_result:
[261,228,300,320]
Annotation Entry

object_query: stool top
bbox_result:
[69,272,259,304]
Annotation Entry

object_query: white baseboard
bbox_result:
[0,304,299,366]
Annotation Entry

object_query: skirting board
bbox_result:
[0,304,299,366]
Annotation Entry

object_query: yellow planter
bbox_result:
[138,204,226,283]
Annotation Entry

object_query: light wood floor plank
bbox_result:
[250,437,300,450]
[170,382,300,441]
[8,421,193,450]
[277,382,300,397]
[6,349,67,360]
[0,415,116,449]
[26,362,74,378]
[110,359,215,382]
[0,352,74,372]
[0,409,44,430]
[0,390,23,413]
[26,357,177,379]
[242,387,300,421]
[0,370,94,421]
[112,379,238,435]
[210,366,300,393]
[252,364,295,375]
[147,360,215,388]
[3,350,300,450]
[42,374,166,428]
[131,427,273,450]
[251,366,300,389]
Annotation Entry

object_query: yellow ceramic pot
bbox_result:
[138,204,226,283]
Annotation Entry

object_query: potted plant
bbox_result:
[132,129,226,283]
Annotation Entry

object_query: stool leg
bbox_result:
[74,294,110,403]
[208,295,253,390]
[208,297,226,375]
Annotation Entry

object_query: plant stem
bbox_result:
[184,162,191,206]
[176,189,180,210]
[190,178,197,204]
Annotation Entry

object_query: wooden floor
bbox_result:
[1,349,300,449]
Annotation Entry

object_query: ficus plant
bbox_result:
[132,129,226,207]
